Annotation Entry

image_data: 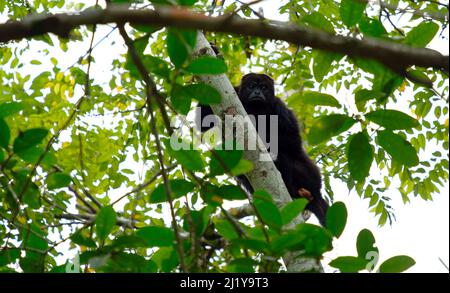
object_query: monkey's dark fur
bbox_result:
[197,73,329,226]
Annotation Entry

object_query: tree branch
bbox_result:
[0,5,447,72]
[193,32,323,272]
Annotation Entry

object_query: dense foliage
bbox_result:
[0,0,448,273]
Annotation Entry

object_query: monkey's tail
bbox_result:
[307,196,329,227]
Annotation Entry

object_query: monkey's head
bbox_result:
[238,73,275,106]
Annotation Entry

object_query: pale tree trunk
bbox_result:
[193,32,323,273]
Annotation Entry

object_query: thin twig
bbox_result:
[111,163,177,206]
[118,24,187,272]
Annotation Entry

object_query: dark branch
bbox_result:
[0,5,447,72]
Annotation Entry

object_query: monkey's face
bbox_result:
[239,73,275,105]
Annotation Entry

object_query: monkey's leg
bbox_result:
[298,188,314,202]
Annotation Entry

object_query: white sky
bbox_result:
[1,0,448,272]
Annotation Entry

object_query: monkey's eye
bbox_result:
[260,85,266,90]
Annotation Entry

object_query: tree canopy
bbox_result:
[0,0,448,273]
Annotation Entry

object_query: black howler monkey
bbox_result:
[197,73,329,226]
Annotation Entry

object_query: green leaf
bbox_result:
[214,219,239,240]
[340,0,367,27]
[15,146,57,166]
[177,0,197,5]
[308,114,356,145]
[303,12,335,33]
[271,223,333,257]
[46,172,72,190]
[379,255,415,273]
[151,247,179,272]
[253,190,283,230]
[215,185,247,200]
[404,22,439,47]
[228,258,257,273]
[136,226,175,247]
[150,179,196,203]
[182,210,208,236]
[356,229,378,261]
[376,130,419,167]
[209,148,243,176]
[313,51,338,82]
[142,56,171,79]
[365,110,419,130]
[407,69,433,86]
[167,141,204,171]
[281,198,308,226]
[166,29,197,67]
[347,131,374,181]
[231,238,269,253]
[0,102,23,118]
[326,201,347,238]
[329,256,369,272]
[130,24,163,34]
[302,91,340,108]
[111,235,148,249]
[184,83,222,104]
[148,0,172,4]
[0,118,10,149]
[359,17,387,38]
[0,248,20,266]
[186,56,228,74]
[70,229,97,248]
[230,159,254,176]
[354,89,386,112]
[95,206,117,242]
[171,84,192,115]
[13,128,49,153]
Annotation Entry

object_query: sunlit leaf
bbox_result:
[281,198,308,225]
[71,229,97,248]
[184,83,222,104]
[404,22,439,47]
[253,190,283,230]
[167,139,205,171]
[46,172,72,190]
[347,131,374,181]
[186,57,228,74]
[302,91,340,108]
[356,229,378,264]
[366,110,419,130]
[0,118,10,149]
[150,179,196,203]
[326,202,347,238]
[340,0,367,27]
[379,255,415,273]
[359,17,387,37]
[376,130,419,167]
[13,128,48,153]
[136,226,175,247]
[329,256,368,272]
[308,114,356,145]
[303,12,335,33]
[0,102,23,118]
[209,148,243,176]
[167,29,197,67]
[95,206,117,242]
